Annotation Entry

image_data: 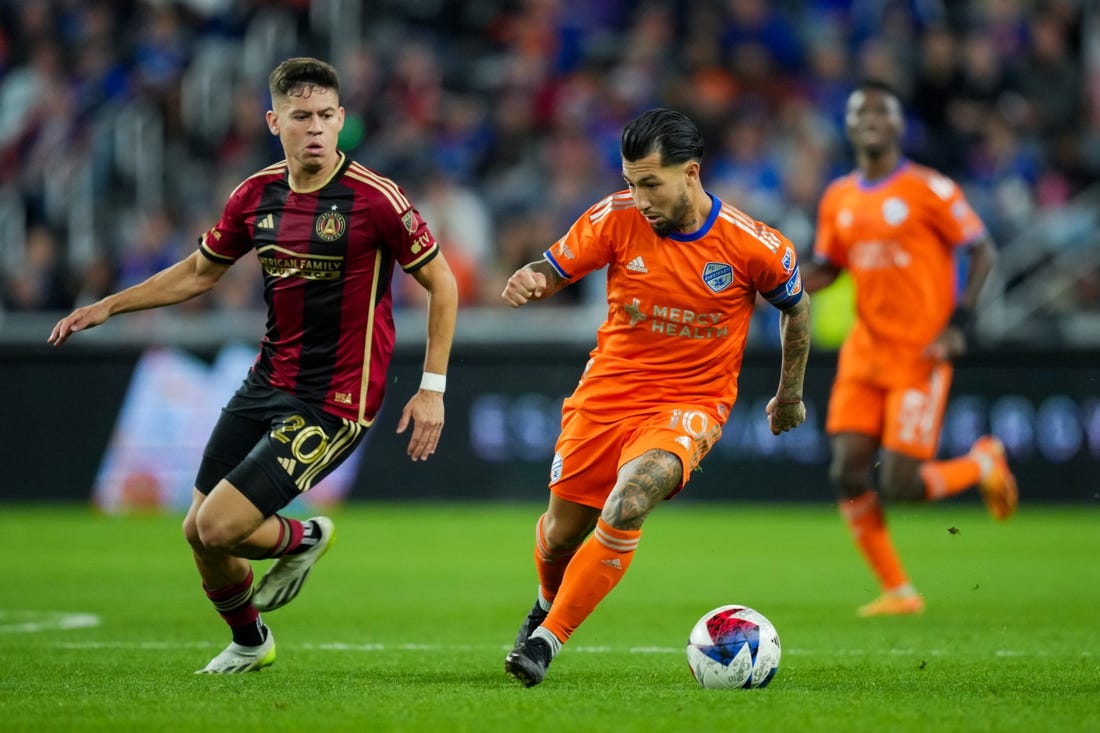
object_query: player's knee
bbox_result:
[193,514,246,553]
[828,460,864,498]
[877,468,923,502]
[542,513,593,551]
[181,514,202,550]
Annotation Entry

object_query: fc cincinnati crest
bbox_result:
[702,262,734,293]
[315,208,347,241]
[882,197,909,226]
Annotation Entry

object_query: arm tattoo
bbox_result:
[777,298,811,399]
[603,450,683,530]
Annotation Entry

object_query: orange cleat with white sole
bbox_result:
[970,436,1018,521]
[857,591,925,618]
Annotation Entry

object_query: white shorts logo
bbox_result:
[550,452,563,484]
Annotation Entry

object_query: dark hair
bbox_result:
[853,78,902,103]
[620,108,704,165]
[268,57,340,101]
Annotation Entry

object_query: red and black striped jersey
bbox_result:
[199,153,439,425]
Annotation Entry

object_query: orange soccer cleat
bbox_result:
[970,436,1019,521]
[857,591,926,618]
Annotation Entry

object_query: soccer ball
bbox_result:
[686,604,781,689]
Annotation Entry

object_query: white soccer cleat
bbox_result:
[196,631,276,674]
[252,516,335,612]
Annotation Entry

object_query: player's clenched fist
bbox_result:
[501,268,547,308]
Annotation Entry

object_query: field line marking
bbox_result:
[47,640,1093,658]
[0,611,101,634]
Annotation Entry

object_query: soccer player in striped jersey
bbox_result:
[49,57,458,672]
[802,79,1017,618]
[500,107,812,687]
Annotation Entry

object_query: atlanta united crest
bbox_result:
[315,208,347,241]
[702,261,734,293]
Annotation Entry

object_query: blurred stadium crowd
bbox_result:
[1,0,1098,342]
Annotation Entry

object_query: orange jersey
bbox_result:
[546,191,802,421]
[814,161,986,384]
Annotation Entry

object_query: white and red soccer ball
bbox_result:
[686,604,781,689]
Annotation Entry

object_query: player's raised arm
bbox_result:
[48,251,230,346]
[501,259,567,308]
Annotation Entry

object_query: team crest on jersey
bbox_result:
[785,268,803,297]
[781,247,794,272]
[882,197,909,226]
[402,211,416,233]
[315,208,347,241]
[701,262,734,293]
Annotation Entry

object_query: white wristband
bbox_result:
[420,372,446,393]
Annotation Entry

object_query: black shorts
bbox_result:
[195,377,367,516]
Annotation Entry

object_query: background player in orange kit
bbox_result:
[802,79,1018,618]
[500,107,812,687]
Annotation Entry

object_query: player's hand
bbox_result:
[923,326,966,362]
[48,303,110,347]
[396,389,444,461]
[765,397,806,436]
[501,269,548,308]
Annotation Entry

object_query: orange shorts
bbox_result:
[825,361,953,461]
[548,403,723,509]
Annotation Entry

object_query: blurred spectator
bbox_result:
[948,31,1011,146]
[964,109,1041,242]
[0,38,67,176]
[2,225,70,311]
[709,109,786,224]
[1011,9,1082,143]
[116,208,189,290]
[405,168,494,307]
[910,23,966,174]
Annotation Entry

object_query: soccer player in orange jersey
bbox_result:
[500,108,812,686]
[802,79,1018,618]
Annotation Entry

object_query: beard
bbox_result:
[650,191,692,238]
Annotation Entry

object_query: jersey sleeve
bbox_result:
[752,226,804,310]
[198,182,254,264]
[387,203,439,273]
[811,182,846,268]
[543,196,617,281]
[921,171,987,249]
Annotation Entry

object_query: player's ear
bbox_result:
[266,110,279,136]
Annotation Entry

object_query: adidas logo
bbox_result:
[256,213,275,230]
[277,457,297,475]
[601,558,623,570]
[626,256,647,273]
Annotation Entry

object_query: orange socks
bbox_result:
[533,513,578,604]
[920,456,982,501]
[540,518,640,644]
[839,491,909,592]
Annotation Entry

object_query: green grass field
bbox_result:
[1,502,1097,732]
